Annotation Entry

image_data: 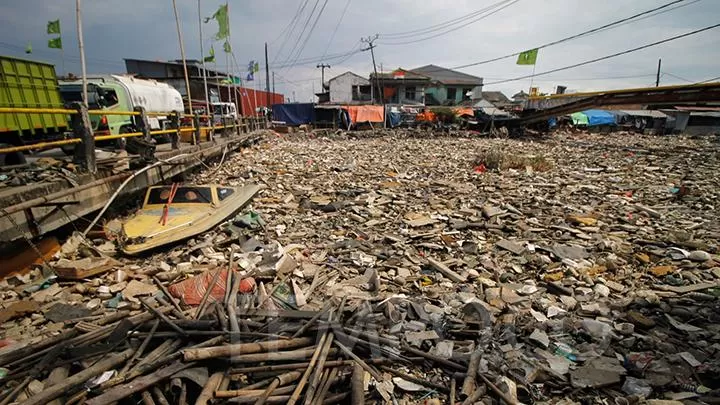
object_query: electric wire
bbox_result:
[482,23,720,86]
[377,0,518,45]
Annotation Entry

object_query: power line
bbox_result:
[285,0,330,73]
[379,0,514,39]
[269,0,306,45]
[377,0,519,45]
[279,0,321,71]
[662,71,694,82]
[696,75,720,83]
[321,0,352,61]
[483,23,720,86]
[484,73,657,82]
[271,0,311,66]
[445,0,691,71]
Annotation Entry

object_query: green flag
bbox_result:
[204,45,215,63]
[206,4,229,40]
[516,48,538,65]
[253,62,259,73]
[47,19,61,34]
[25,42,32,54]
[223,40,231,53]
[48,37,62,49]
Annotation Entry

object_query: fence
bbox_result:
[0,102,261,173]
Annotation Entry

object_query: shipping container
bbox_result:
[0,56,68,150]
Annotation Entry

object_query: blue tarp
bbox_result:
[272,103,315,125]
[582,109,616,126]
[386,111,401,128]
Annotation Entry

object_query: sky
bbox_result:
[0,0,718,102]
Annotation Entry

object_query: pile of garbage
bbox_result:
[1,129,719,404]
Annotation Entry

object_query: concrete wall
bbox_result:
[329,73,369,104]
[425,84,479,105]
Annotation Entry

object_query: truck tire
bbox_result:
[0,144,26,166]
[116,126,132,150]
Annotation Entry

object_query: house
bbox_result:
[370,68,430,105]
[124,58,283,115]
[325,72,371,104]
[409,65,483,106]
[479,91,512,109]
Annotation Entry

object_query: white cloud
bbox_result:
[0,0,717,100]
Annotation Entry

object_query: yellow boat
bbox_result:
[120,183,262,255]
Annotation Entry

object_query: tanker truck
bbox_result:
[59,75,184,149]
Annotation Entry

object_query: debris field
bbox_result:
[1,129,719,404]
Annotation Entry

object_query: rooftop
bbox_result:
[409,64,483,86]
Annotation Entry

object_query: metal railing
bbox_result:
[0,102,248,172]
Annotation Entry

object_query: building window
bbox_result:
[447,87,457,102]
[405,86,416,101]
[352,85,360,101]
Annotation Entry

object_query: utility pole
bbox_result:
[272,71,275,95]
[265,42,271,108]
[361,34,384,128]
[361,35,381,104]
[172,0,193,114]
[316,63,330,93]
[656,58,662,87]
[76,0,88,107]
[198,0,210,115]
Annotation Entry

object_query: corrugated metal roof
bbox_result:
[409,65,483,85]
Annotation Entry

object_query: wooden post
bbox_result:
[132,106,155,161]
[192,112,201,145]
[170,111,180,149]
[71,101,96,173]
[133,106,152,142]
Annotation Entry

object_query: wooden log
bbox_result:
[286,332,329,405]
[254,371,301,405]
[460,348,482,399]
[230,358,391,375]
[183,337,312,361]
[460,384,486,405]
[426,257,467,283]
[450,377,456,405]
[215,384,298,398]
[141,391,156,405]
[152,387,171,405]
[311,367,339,405]
[21,348,134,405]
[231,347,332,364]
[302,330,334,405]
[195,371,224,405]
[351,362,364,405]
[87,362,192,405]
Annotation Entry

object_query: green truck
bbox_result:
[0,55,69,165]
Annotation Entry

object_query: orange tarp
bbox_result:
[344,105,385,123]
[453,107,475,117]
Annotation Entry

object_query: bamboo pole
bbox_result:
[286,332,329,405]
[351,362,364,405]
[183,337,312,361]
[195,371,224,405]
[21,348,134,405]
[460,348,482,399]
[230,347,331,364]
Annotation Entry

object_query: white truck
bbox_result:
[59,75,184,147]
